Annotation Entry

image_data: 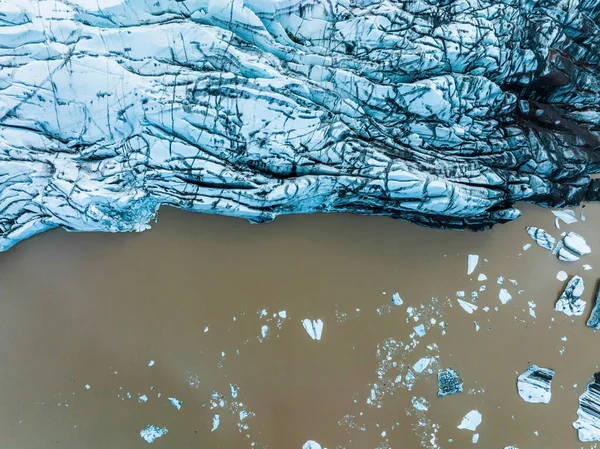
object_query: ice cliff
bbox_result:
[1,0,599,250]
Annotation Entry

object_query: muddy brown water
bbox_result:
[0,204,599,448]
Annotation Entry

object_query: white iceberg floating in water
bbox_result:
[392,292,403,306]
[211,415,220,432]
[457,410,482,431]
[552,210,578,225]
[555,276,586,317]
[467,254,479,275]
[457,299,478,314]
[499,288,512,304]
[302,319,324,340]
[140,425,168,444]
[517,365,554,404]
[303,441,323,449]
[168,397,182,410]
[413,357,431,373]
[564,232,591,256]
[556,271,568,281]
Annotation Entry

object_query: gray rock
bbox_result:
[0,1,600,250]
[555,276,586,317]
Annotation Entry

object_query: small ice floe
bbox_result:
[412,396,429,411]
[556,271,568,282]
[230,384,239,399]
[555,276,586,316]
[499,289,512,305]
[517,365,555,404]
[586,283,600,330]
[303,441,323,449]
[528,301,537,318]
[564,232,591,257]
[437,368,463,397]
[552,210,578,226]
[477,273,487,282]
[574,373,600,442]
[457,410,482,432]
[472,433,479,443]
[581,211,586,221]
[497,276,504,284]
[457,299,478,314]
[148,360,155,367]
[84,384,91,390]
[413,324,426,337]
[584,264,593,271]
[302,319,324,340]
[526,227,555,250]
[140,425,168,444]
[139,395,148,403]
[168,397,182,410]
[467,254,479,275]
[392,292,403,306]
[523,243,532,251]
[413,357,432,373]
[260,325,270,341]
[211,414,220,432]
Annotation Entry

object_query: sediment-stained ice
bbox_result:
[555,276,586,317]
[437,368,463,398]
[526,228,556,251]
[587,283,600,330]
[574,373,600,442]
[517,365,554,404]
[1,0,600,250]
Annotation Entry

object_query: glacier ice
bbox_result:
[0,0,600,250]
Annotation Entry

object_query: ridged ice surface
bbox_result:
[574,373,600,442]
[1,0,600,249]
[517,364,554,404]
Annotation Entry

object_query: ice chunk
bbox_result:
[438,368,463,397]
[211,415,220,432]
[558,247,579,262]
[523,243,532,251]
[457,410,482,431]
[517,365,554,404]
[412,396,429,411]
[587,283,600,330]
[477,274,487,281]
[140,425,168,443]
[574,373,600,441]
[555,276,586,316]
[168,397,182,410]
[302,319,324,340]
[413,357,431,373]
[392,292,403,306]
[467,254,479,275]
[556,271,568,281]
[139,395,148,403]
[499,288,512,304]
[526,227,555,250]
[413,324,426,337]
[552,210,578,225]
[584,265,593,271]
[564,232,591,256]
[457,299,478,314]
[472,433,479,443]
[303,441,322,449]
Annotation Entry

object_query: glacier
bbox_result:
[0,0,600,250]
